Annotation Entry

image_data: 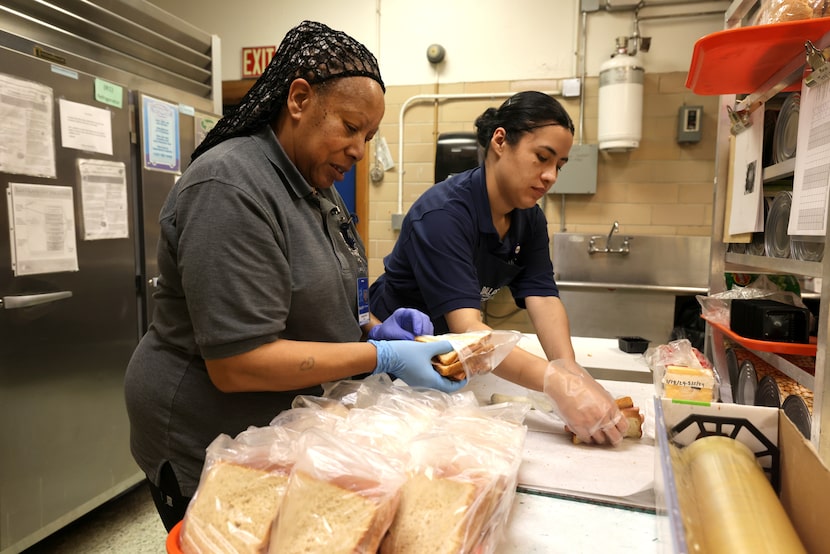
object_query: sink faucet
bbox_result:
[606,220,619,250]
[588,220,632,254]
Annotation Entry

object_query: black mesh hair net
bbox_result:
[192,20,384,160]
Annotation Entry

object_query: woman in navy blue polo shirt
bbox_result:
[370,91,627,446]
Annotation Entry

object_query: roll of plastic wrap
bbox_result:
[677,436,806,553]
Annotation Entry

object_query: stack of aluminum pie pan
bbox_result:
[764,191,792,258]
[772,92,799,163]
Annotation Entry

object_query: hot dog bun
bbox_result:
[414,333,494,381]
[568,396,644,444]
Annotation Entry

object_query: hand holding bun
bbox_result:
[370,339,468,393]
[415,332,495,381]
[568,396,644,445]
[543,358,628,446]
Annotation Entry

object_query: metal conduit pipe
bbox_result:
[562,8,593,232]
[636,9,728,20]
[395,90,561,215]
[601,0,726,11]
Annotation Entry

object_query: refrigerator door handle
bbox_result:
[1,291,73,309]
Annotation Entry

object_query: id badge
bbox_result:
[357,276,370,325]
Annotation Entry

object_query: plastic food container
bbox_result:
[618,336,649,354]
[166,521,182,554]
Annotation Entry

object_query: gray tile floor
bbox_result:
[22,481,169,554]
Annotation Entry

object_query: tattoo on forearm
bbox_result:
[300,357,315,372]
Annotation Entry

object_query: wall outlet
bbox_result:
[391,213,405,231]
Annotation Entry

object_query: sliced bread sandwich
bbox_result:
[180,461,289,554]
[380,473,481,554]
[268,470,399,554]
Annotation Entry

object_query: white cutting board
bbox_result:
[467,372,657,508]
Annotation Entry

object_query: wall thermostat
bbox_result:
[677,105,703,144]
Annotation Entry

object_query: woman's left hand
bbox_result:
[368,308,434,341]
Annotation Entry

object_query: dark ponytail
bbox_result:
[474,91,574,154]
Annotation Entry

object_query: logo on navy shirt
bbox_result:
[480,286,500,300]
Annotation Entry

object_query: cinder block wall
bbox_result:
[368,71,719,331]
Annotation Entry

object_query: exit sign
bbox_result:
[242,46,276,78]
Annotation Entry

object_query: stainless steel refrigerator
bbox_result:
[0,2,220,551]
[135,91,220,330]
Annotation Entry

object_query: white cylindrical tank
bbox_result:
[598,52,644,152]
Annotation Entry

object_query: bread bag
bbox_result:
[750,0,820,24]
[180,426,295,554]
[380,405,527,554]
[268,427,405,554]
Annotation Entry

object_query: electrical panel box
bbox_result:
[562,78,581,97]
[677,105,703,143]
[548,143,598,194]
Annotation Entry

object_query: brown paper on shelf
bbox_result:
[724,134,753,243]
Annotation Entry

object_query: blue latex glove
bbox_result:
[369,339,467,393]
[367,308,434,341]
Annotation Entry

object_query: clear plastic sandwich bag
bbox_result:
[418,330,522,380]
[179,426,295,554]
[644,338,720,403]
[696,274,808,327]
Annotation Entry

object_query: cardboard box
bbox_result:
[654,398,830,553]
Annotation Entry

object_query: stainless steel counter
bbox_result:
[499,490,658,553]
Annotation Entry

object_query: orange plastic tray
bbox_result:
[703,316,817,356]
[166,521,183,554]
[686,18,830,95]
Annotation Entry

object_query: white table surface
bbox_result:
[485,335,661,552]
[468,371,657,509]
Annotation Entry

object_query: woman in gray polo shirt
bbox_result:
[124,20,461,531]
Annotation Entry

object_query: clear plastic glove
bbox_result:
[543,358,627,446]
[367,308,434,341]
[369,339,467,393]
